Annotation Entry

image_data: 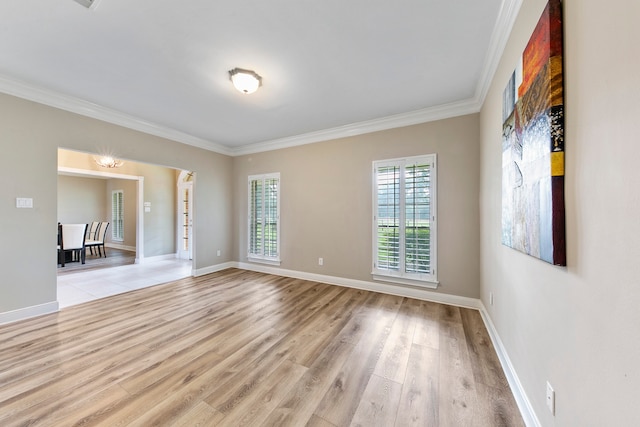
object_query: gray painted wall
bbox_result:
[479,0,640,424]
[0,93,233,314]
[57,175,107,224]
[105,178,138,249]
[233,114,481,299]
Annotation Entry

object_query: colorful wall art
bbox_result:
[501,0,566,266]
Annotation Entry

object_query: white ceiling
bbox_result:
[0,0,520,155]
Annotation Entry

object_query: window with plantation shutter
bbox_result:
[248,173,280,264]
[112,190,124,242]
[372,155,438,288]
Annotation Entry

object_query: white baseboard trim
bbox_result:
[235,262,481,309]
[478,302,540,427]
[135,253,178,264]
[0,301,59,326]
[105,243,136,252]
[193,261,237,277]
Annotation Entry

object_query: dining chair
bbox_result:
[58,223,88,267]
[86,221,100,254]
[85,221,109,257]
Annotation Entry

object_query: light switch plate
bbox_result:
[16,198,33,208]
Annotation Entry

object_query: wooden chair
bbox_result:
[58,223,88,267]
[85,222,109,258]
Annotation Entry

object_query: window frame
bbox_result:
[247,173,281,265]
[372,154,438,288]
[112,189,124,242]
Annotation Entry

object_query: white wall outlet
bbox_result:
[489,292,494,306]
[217,250,221,257]
[546,381,555,415]
[318,257,323,266]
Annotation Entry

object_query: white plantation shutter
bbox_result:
[249,179,263,256]
[112,190,124,241]
[263,177,279,258]
[373,155,437,287]
[248,173,280,263]
[375,165,400,271]
[405,162,432,274]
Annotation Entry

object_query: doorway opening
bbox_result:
[57,148,194,307]
[177,170,194,261]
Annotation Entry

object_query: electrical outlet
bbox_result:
[217,250,221,257]
[318,257,323,266]
[546,381,555,415]
[489,292,494,306]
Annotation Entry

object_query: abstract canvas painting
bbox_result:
[501,0,566,266]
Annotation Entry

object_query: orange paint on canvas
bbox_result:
[518,0,563,98]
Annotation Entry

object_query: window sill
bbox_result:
[372,273,439,290]
[248,256,281,266]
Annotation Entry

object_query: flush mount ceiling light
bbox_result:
[229,68,262,94]
[73,0,102,10]
[94,155,124,168]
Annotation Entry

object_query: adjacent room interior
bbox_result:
[56,148,193,306]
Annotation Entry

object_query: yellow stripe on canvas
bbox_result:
[551,151,564,176]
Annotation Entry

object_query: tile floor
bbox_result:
[57,258,193,308]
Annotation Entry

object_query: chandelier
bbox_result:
[94,156,124,168]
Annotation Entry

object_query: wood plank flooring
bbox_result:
[0,269,524,426]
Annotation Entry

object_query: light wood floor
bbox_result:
[0,269,524,426]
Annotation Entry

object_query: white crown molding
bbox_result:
[0,74,233,156]
[0,70,480,157]
[0,0,520,158]
[230,98,482,156]
[475,0,523,104]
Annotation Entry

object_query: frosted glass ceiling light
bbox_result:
[229,68,262,94]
